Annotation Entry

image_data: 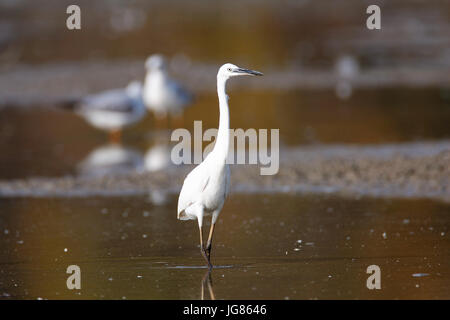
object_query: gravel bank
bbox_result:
[0,141,448,202]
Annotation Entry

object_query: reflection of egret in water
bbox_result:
[201,270,215,300]
[143,54,193,125]
[66,81,146,142]
[334,55,360,100]
[78,144,144,177]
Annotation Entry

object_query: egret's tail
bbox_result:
[177,210,195,221]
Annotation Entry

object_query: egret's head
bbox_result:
[145,54,167,72]
[218,63,263,80]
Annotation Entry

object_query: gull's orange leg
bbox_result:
[109,129,122,143]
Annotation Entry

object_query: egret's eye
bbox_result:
[227,68,232,72]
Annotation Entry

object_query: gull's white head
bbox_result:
[145,54,167,72]
[217,63,263,80]
[126,81,142,97]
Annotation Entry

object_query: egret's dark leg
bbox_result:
[198,225,211,268]
[205,222,216,268]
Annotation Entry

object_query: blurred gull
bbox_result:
[109,7,147,33]
[69,81,146,142]
[334,55,360,100]
[143,54,193,122]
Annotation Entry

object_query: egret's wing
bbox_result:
[177,164,210,218]
[225,165,231,198]
[80,89,134,113]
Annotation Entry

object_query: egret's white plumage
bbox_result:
[177,153,231,223]
[177,63,262,268]
[143,54,193,119]
[76,81,146,132]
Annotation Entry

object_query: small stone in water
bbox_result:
[412,273,430,278]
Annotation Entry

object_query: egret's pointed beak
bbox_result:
[235,68,263,76]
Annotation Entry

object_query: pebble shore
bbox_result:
[0,141,448,202]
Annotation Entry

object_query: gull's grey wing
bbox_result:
[79,89,134,113]
[169,81,194,106]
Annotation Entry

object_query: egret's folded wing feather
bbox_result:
[225,165,231,198]
[177,164,210,218]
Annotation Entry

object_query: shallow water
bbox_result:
[0,0,449,301]
[0,193,449,299]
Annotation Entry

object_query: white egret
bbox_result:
[71,81,146,142]
[177,63,263,268]
[143,54,193,121]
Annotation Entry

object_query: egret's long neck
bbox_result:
[213,77,229,161]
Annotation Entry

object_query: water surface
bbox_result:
[0,194,449,299]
